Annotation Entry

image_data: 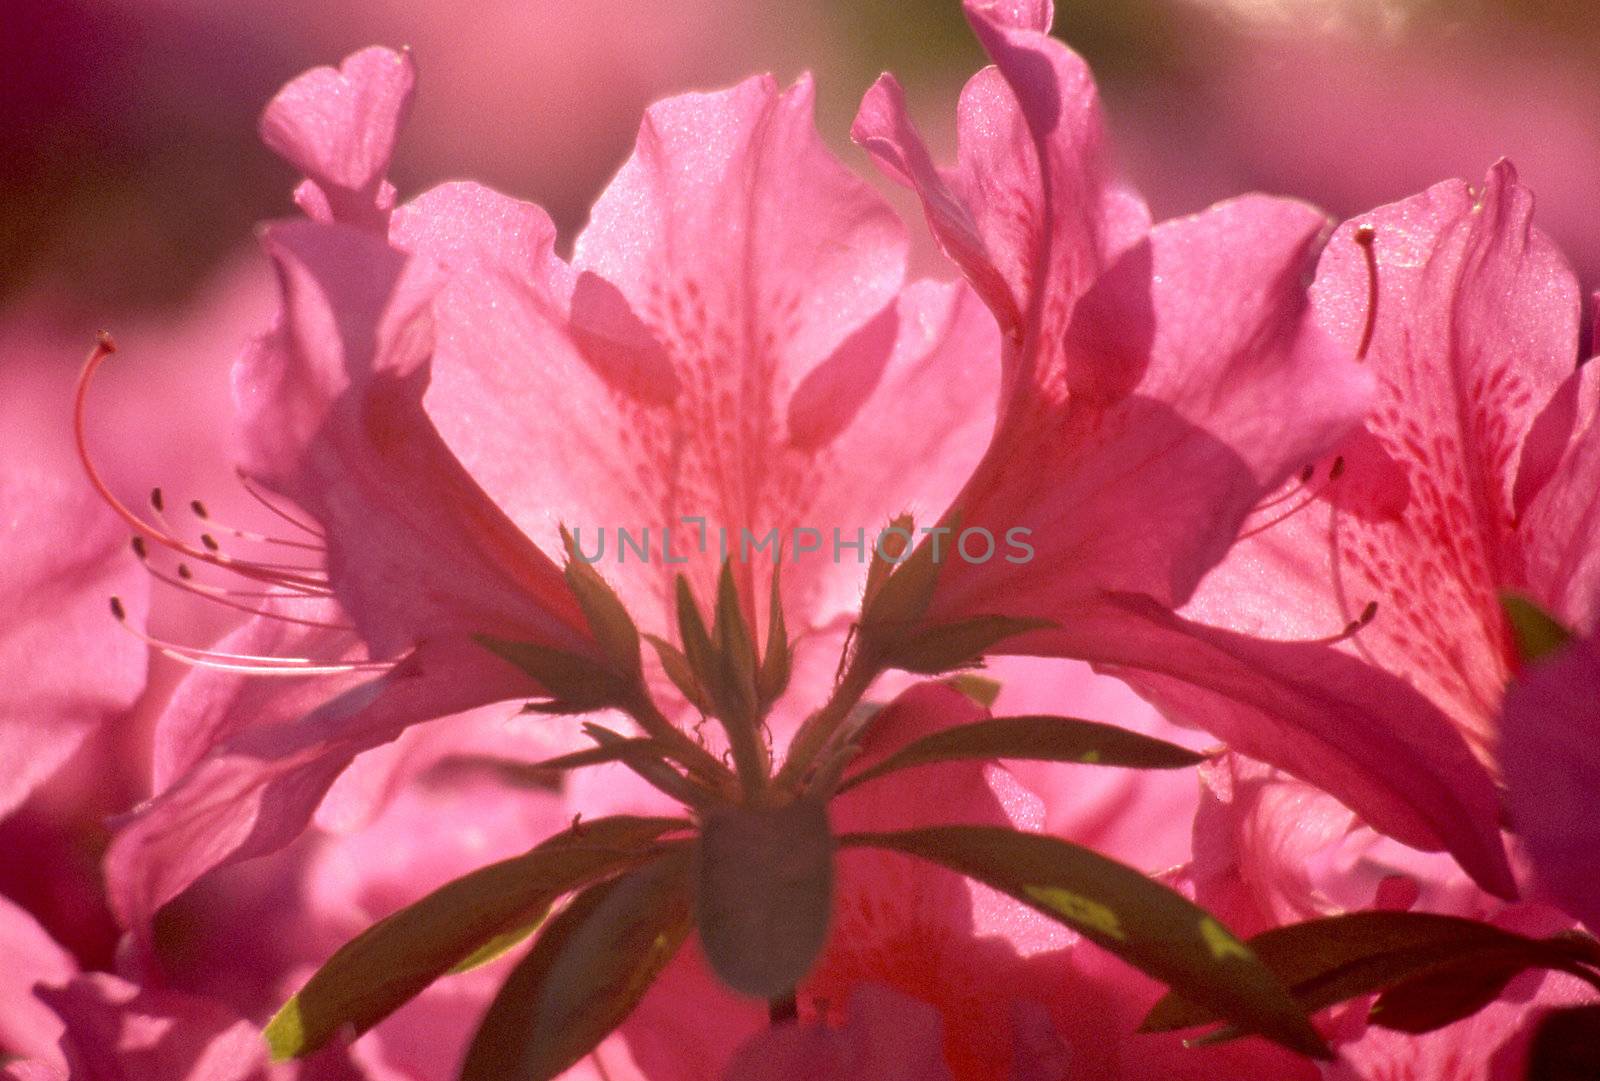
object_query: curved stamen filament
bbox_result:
[74,334,326,592]
[235,467,324,538]
[190,498,326,552]
[1237,457,1345,542]
[1354,225,1379,361]
[132,544,351,629]
[108,596,392,675]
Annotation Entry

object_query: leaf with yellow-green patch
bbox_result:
[840,825,1328,1059]
[1141,911,1600,1039]
[460,847,695,1081]
[944,673,1002,709]
[836,714,1206,794]
[1500,592,1574,665]
[264,815,688,1060]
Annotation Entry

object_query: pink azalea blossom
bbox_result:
[849,0,1511,894]
[1175,161,1597,901]
[105,39,997,943]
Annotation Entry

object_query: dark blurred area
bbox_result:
[1,0,1597,321]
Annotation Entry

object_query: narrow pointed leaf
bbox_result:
[645,632,712,714]
[265,815,689,1059]
[461,847,695,1081]
[675,576,726,708]
[886,615,1054,674]
[757,567,791,707]
[697,797,834,997]
[535,738,663,771]
[477,635,626,712]
[841,825,1328,1058]
[861,512,915,618]
[837,714,1206,794]
[1142,911,1599,1036]
[712,560,759,695]
[561,525,642,677]
[1366,954,1527,1034]
[581,724,713,810]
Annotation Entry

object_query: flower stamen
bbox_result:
[107,595,391,675]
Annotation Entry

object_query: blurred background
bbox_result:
[2,0,1597,970]
[4,0,1599,319]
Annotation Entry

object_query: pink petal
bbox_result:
[0,895,75,1068]
[236,218,590,660]
[1306,162,1580,754]
[984,655,1203,871]
[1190,754,1498,935]
[968,0,1055,31]
[0,469,148,818]
[1501,635,1600,931]
[1078,598,1516,898]
[1519,363,1600,634]
[394,88,979,644]
[34,974,264,1081]
[260,47,415,230]
[720,984,954,1081]
[106,636,529,952]
[929,195,1368,620]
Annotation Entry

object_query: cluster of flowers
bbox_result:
[3,2,1597,1078]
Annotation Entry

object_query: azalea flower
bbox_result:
[51,1,1597,1077]
[1174,160,1598,898]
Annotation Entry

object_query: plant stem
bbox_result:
[627,689,732,790]
[773,654,880,789]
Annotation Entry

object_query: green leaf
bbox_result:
[860,512,915,619]
[757,567,791,708]
[1366,953,1527,1034]
[697,797,835,998]
[535,738,663,772]
[675,575,726,710]
[841,825,1328,1059]
[476,636,627,713]
[712,560,760,706]
[561,525,642,678]
[1141,911,1599,1037]
[644,633,712,714]
[836,714,1206,794]
[449,914,550,975]
[461,847,695,1081]
[264,815,688,1059]
[860,512,956,635]
[885,615,1054,674]
[1528,1004,1600,1081]
[1500,592,1575,665]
